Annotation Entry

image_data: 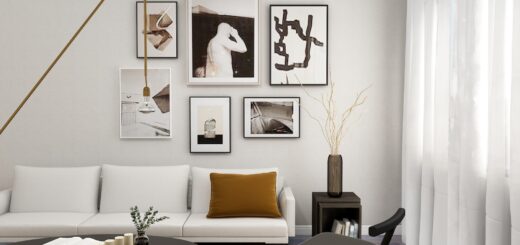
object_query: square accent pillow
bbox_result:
[207,172,282,218]
[190,167,282,213]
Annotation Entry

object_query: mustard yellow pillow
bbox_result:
[207,171,282,218]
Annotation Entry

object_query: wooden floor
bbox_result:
[289,235,404,245]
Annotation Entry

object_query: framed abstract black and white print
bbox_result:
[190,97,231,153]
[270,5,328,86]
[243,97,300,138]
[188,0,259,85]
[136,1,178,58]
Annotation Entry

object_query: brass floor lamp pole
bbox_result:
[0,0,106,135]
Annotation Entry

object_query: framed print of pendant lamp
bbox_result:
[0,0,156,135]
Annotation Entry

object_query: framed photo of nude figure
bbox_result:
[270,5,328,86]
[136,1,178,58]
[188,0,259,85]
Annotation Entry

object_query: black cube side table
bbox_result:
[312,192,362,238]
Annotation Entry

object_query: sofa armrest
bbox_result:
[0,189,11,215]
[279,187,295,237]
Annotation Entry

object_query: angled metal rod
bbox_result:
[0,0,106,135]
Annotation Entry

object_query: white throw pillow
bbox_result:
[100,165,190,213]
[190,167,283,213]
[10,165,101,213]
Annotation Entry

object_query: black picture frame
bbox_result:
[269,4,329,86]
[243,97,301,138]
[136,1,178,59]
[189,96,232,153]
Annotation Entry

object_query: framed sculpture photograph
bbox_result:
[136,1,178,58]
[120,68,172,138]
[243,97,300,138]
[190,97,231,153]
[188,0,259,85]
[270,5,328,86]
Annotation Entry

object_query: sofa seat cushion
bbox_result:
[0,213,94,237]
[78,213,190,237]
[183,213,288,237]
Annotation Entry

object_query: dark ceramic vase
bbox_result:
[135,232,149,245]
[327,155,343,197]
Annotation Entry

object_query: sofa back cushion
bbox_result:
[100,165,190,213]
[10,165,101,213]
[190,167,282,213]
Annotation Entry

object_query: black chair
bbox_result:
[368,208,405,245]
[302,208,405,245]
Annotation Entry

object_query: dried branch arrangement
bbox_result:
[300,77,370,155]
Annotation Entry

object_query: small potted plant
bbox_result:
[130,206,169,245]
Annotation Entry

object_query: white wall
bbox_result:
[0,0,406,227]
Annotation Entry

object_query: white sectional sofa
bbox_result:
[0,165,295,244]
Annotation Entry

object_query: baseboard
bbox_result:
[295,225,402,236]
[295,225,312,236]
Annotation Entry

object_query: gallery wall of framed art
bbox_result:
[127,1,328,149]
[187,0,259,85]
[136,1,178,58]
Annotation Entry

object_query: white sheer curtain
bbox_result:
[510,0,520,243]
[402,0,518,244]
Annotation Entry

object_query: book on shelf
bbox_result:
[330,218,359,238]
[351,220,359,238]
[342,218,351,236]
[331,219,343,235]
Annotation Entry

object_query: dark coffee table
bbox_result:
[12,235,194,245]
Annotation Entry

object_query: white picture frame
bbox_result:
[187,0,259,85]
[190,97,231,153]
[243,97,300,138]
[120,68,172,139]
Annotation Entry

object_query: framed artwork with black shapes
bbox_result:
[270,5,328,86]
